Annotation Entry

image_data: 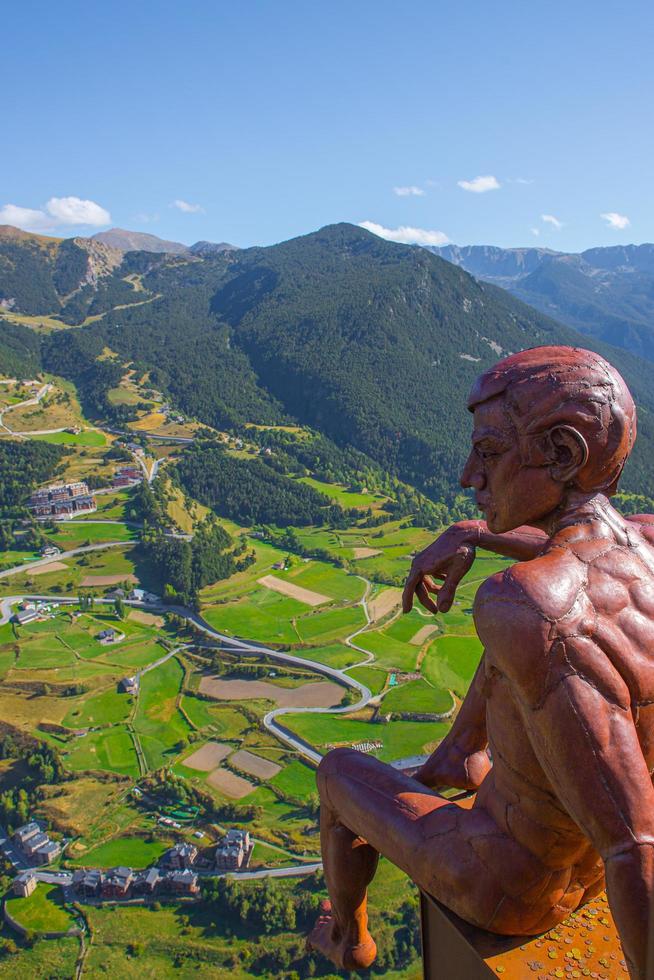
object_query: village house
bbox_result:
[72,868,102,897]
[101,866,133,899]
[13,872,37,897]
[119,675,139,696]
[164,842,198,869]
[13,821,61,864]
[96,628,126,645]
[34,839,62,865]
[13,608,40,626]
[12,822,41,849]
[215,829,251,870]
[133,867,160,894]
[165,869,200,895]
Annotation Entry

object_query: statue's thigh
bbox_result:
[318,748,550,931]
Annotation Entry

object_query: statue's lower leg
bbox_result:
[307,802,379,969]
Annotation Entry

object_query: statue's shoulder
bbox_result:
[474,547,585,626]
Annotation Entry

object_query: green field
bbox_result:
[70,835,169,869]
[31,429,107,446]
[301,642,359,669]
[283,712,448,761]
[346,664,388,694]
[63,725,139,777]
[295,604,366,642]
[5,884,77,934]
[354,630,419,671]
[45,521,137,548]
[270,759,317,798]
[421,633,483,698]
[64,686,133,728]
[202,589,306,644]
[276,560,365,602]
[133,656,191,770]
[381,678,453,715]
[298,476,388,510]
[0,930,79,977]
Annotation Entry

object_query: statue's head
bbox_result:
[462,346,637,533]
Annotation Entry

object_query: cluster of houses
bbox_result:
[13,822,62,866]
[12,600,60,626]
[106,587,159,604]
[112,465,143,489]
[71,865,200,899]
[11,829,255,904]
[28,482,96,520]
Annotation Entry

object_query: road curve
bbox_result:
[0,540,128,581]
[0,587,374,764]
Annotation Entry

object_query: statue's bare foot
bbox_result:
[307,902,377,970]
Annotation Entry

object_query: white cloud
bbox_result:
[457,175,500,193]
[531,227,540,237]
[541,213,563,230]
[0,204,51,232]
[601,211,630,230]
[46,196,110,226]
[393,185,425,197]
[0,196,111,232]
[359,221,448,246]
[507,177,534,185]
[172,199,204,214]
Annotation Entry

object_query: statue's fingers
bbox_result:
[402,567,423,612]
[423,574,445,593]
[436,575,459,613]
[416,580,439,615]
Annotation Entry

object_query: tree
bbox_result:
[114,596,125,619]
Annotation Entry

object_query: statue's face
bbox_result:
[461,395,565,533]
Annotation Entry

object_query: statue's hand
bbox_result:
[414,741,491,792]
[402,524,476,615]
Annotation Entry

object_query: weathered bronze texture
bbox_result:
[307,346,654,978]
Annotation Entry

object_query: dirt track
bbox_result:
[352,547,381,559]
[410,624,439,645]
[80,573,138,586]
[30,561,68,576]
[207,768,254,798]
[183,741,232,771]
[230,749,281,779]
[368,587,402,621]
[199,676,344,708]
[257,574,330,606]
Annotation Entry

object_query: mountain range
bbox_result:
[1,222,654,506]
[429,242,654,361]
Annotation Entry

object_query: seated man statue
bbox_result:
[308,346,654,979]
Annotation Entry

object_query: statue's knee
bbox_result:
[317,747,358,798]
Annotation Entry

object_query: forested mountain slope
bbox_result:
[2,222,654,504]
[430,242,654,361]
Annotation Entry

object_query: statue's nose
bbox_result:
[460,452,485,490]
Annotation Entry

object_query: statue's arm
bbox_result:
[403,521,547,615]
[490,603,654,980]
[414,655,490,791]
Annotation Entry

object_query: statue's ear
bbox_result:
[547,425,589,483]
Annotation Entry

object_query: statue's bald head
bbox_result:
[467,346,637,495]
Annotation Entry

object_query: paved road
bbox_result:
[176,601,374,765]
[0,540,127,581]
[0,382,53,436]
[0,586,373,764]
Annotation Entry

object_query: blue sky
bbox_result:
[2,0,652,251]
